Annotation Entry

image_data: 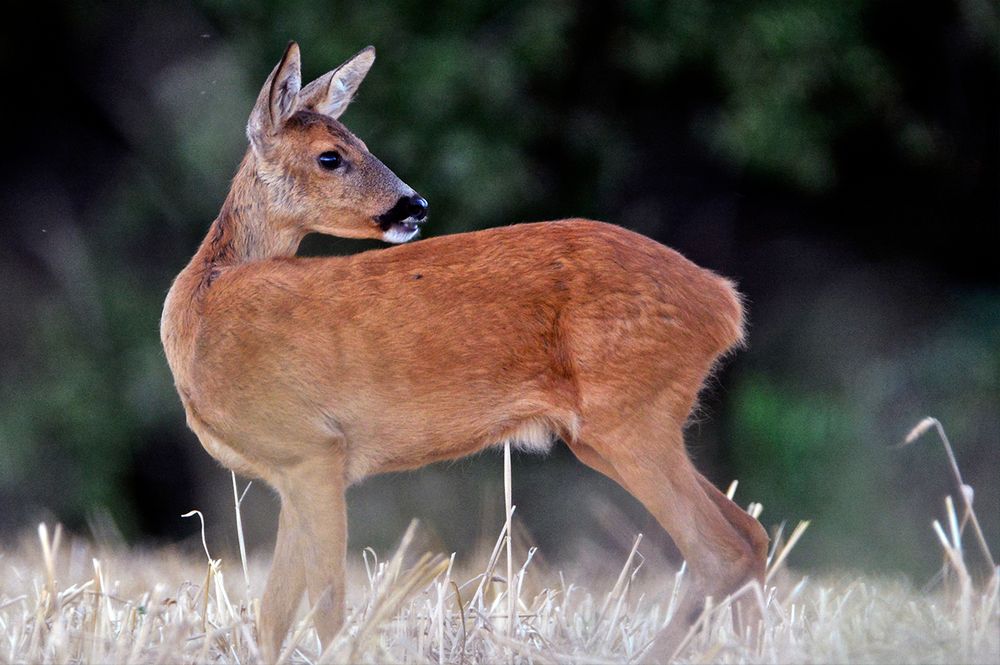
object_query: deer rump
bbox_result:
[187,219,743,482]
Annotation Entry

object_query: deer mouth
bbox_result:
[376,195,429,242]
[378,219,422,234]
[376,214,427,245]
[378,217,425,244]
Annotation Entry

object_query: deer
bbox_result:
[160,42,769,661]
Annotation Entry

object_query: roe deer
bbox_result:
[160,42,769,660]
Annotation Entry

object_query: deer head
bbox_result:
[245,42,427,244]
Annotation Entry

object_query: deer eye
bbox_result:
[317,151,342,170]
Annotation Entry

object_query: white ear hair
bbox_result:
[298,46,375,120]
[247,42,302,147]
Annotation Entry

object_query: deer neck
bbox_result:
[195,152,304,275]
[161,151,305,386]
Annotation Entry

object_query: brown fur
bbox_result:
[160,43,768,660]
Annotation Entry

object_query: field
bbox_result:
[1,422,997,664]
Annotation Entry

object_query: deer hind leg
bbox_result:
[578,407,765,644]
[567,439,627,486]
[260,503,307,662]
[694,473,769,583]
[569,434,759,579]
[277,451,349,652]
[693,470,770,636]
[572,437,767,607]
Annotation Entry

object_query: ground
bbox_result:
[1,516,996,664]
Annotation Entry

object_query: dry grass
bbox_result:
[1,420,997,664]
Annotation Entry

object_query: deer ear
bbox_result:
[298,46,375,120]
[247,42,302,145]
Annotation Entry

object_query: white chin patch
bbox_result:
[383,224,421,244]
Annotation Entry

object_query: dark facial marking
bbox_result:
[377,195,429,229]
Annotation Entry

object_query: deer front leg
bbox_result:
[260,503,306,662]
[280,451,349,650]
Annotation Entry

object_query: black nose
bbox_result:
[407,195,429,221]
[378,195,430,228]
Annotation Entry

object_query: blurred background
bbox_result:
[1,0,997,580]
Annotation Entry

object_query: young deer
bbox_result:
[161,42,769,660]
